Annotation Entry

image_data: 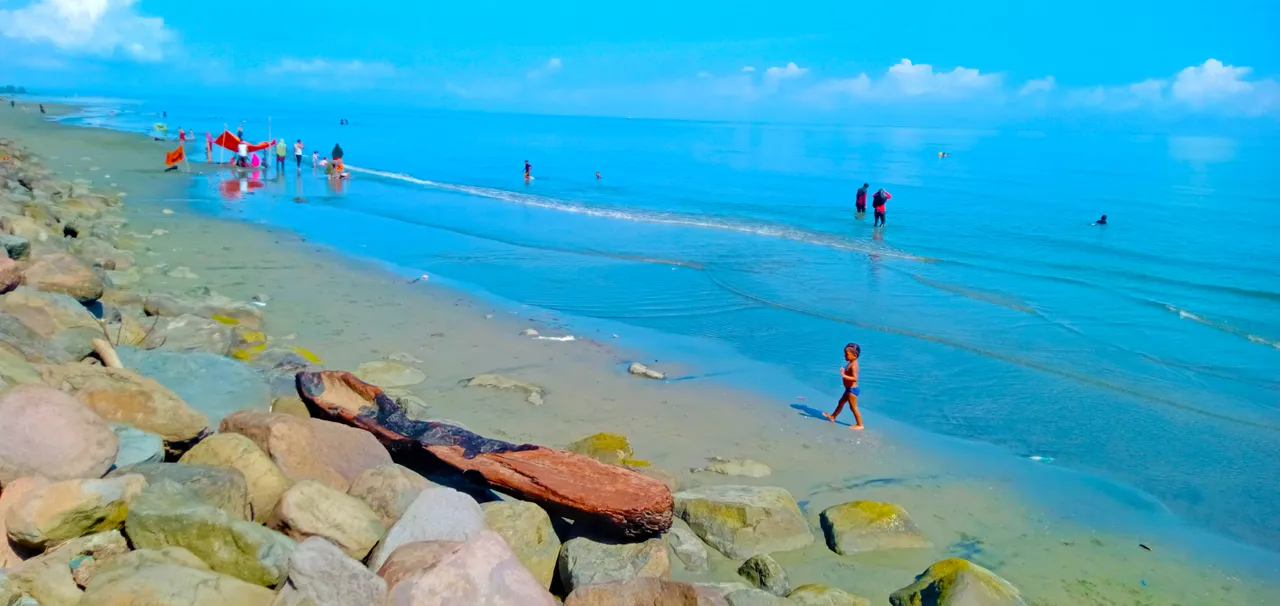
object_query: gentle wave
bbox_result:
[1159,303,1280,350]
[348,166,933,262]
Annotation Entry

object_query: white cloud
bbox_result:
[528,57,563,79]
[0,0,173,61]
[765,62,808,80]
[267,58,396,77]
[1059,59,1278,117]
[883,59,1000,97]
[1019,76,1056,95]
[741,66,756,72]
[1171,59,1254,106]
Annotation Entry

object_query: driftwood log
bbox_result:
[296,370,673,538]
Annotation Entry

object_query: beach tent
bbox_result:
[213,130,276,153]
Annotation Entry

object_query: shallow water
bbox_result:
[56,99,1280,557]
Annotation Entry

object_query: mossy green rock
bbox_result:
[124,483,296,588]
[109,462,252,521]
[482,500,561,589]
[566,432,648,466]
[787,583,871,606]
[673,485,813,560]
[889,558,1026,606]
[819,500,930,555]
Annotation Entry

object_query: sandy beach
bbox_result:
[1,99,1276,604]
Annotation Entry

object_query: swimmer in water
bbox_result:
[1094,214,1108,225]
[596,171,601,180]
[823,343,864,430]
[524,160,532,179]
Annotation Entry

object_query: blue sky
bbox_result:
[1,0,1278,125]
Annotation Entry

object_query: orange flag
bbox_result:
[164,143,186,167]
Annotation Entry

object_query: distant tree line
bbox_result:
[2,86,29,94]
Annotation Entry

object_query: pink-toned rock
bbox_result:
[0,256,21,294]
[376,540,462,589]
[219,411,392,492]
[380,531,557,606]
[565,578,730,606]
[0,384,118,487]
[0,476,51,567]
[347,464,433,528]
[5,474,148,549]
[20,250,104,303]
[297,371,673,539]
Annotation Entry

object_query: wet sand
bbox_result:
[3,100,1276,604]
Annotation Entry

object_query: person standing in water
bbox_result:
[275,139,288,172]
[823,343,864,430]
[524,160,532,180]
[294,139,304,169]
[1094,214,1108,225]
[855,182,869,215]
[872,188,891,227]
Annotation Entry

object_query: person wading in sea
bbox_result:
[872,188,892,227]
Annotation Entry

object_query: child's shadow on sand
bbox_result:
[790,403,855,428]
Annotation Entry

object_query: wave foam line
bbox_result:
[1161,303,1280,350]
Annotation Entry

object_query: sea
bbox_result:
[47,96,1280,564]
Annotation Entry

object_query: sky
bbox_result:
[1,0,1278,127]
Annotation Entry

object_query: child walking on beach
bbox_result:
[823,343,864,430]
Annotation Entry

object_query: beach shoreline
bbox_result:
[3,98,1277,604]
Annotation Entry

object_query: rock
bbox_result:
[108,463,251,520]
[565,578,730,606]
[4,474,146,549]
[0,345,41,393]
[109,423,165,468]
[143,289,263,330]
[375,540,461,589]
[668,519,710,573]
[722,587,788,606]
[267,480,385,560]
[366,486,486,571]
[695,457,771,478]
[38,363,210,453]
[68,237,133,270]
[103,266,139,288]
[20,251,104,303]
[355,360,426,388]
[3,531,129,605]
[0,215,51,242]
[0,256,20,294]
[819,501,930,555]
[270,395,311,418]
[275,537,387,606]
[889,558,1026,606]
[0,287,101,363]
[297,370,673,539]
[481,500,561,588]
[0,384,118,486]
[88,546,212,580]
[385,389,431,420]
[462,372,545,406]
[787,584,871,606]
[628,362,666,380]
[379,530,556,606]
[1,476,50,567]
[125,482,296,587]
[567,432,645,466]
[115,347,272,427]
[140,314,234,354]
[557,528,669,594]
[737,554,789,597]
[81,563,277,606]
[178,433,291,522]
[219,411,393,491]
[519,328,539,337]
[0,233,30,260]
[673,485,813,560]
[348,464,433,528]
[634,465,680,493]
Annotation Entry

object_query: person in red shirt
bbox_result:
[823,343,864,430]
[872,188,891,227]
[855,183,869,215]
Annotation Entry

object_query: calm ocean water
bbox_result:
[58,98,1280,554]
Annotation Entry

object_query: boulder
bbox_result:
[889,558,1026,606]
[1,476,50,567]
[270,395,311,418]
[366,486,486,571]
[0,346,41,393]
[354,360,426,388]
[0,233,30,260]
[298,371,673,539]
[38,363,209,453]
[109,423,165,468]
[376,540,461,589]
[141,314,234,354]
[379,530,556,606]
[819,501,930,555]
[4,474,147,549]
[673,485,813,560]
[348,464,434,528]
[0,384,118,486]
[20,251,104,303]
[108,463,251,520]
[68,237,133,270]
[698,583,788,606]
[627,362,666,380]
[668,518,710,573]
[88,546,212,579]
[267,480,385,560]
[81,563,277,606]
[2,530,128,606]
[114,347,271,427]
[0,256,20,294]
[0,215,51,243]
[787,584,871,606]
[481,500,561,588]
[557,528,669,594]
[463,372,546,406]
[567,432,646,466]
[275,536,387,606]
[143,288,264,330]
[737,554,789,597]
[0,287,101,363]
[565,578,729,606]
[219,411,393,492]
[178,433,291,522]
[694,457,771,478]
[124,482,296,587]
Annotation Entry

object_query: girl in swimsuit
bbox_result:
[823,343,864,430]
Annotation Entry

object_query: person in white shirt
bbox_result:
[236,141,249,167]
[294,140,304,169]
[312,151,319,167]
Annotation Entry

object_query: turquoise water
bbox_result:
[60,100,1280,554]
